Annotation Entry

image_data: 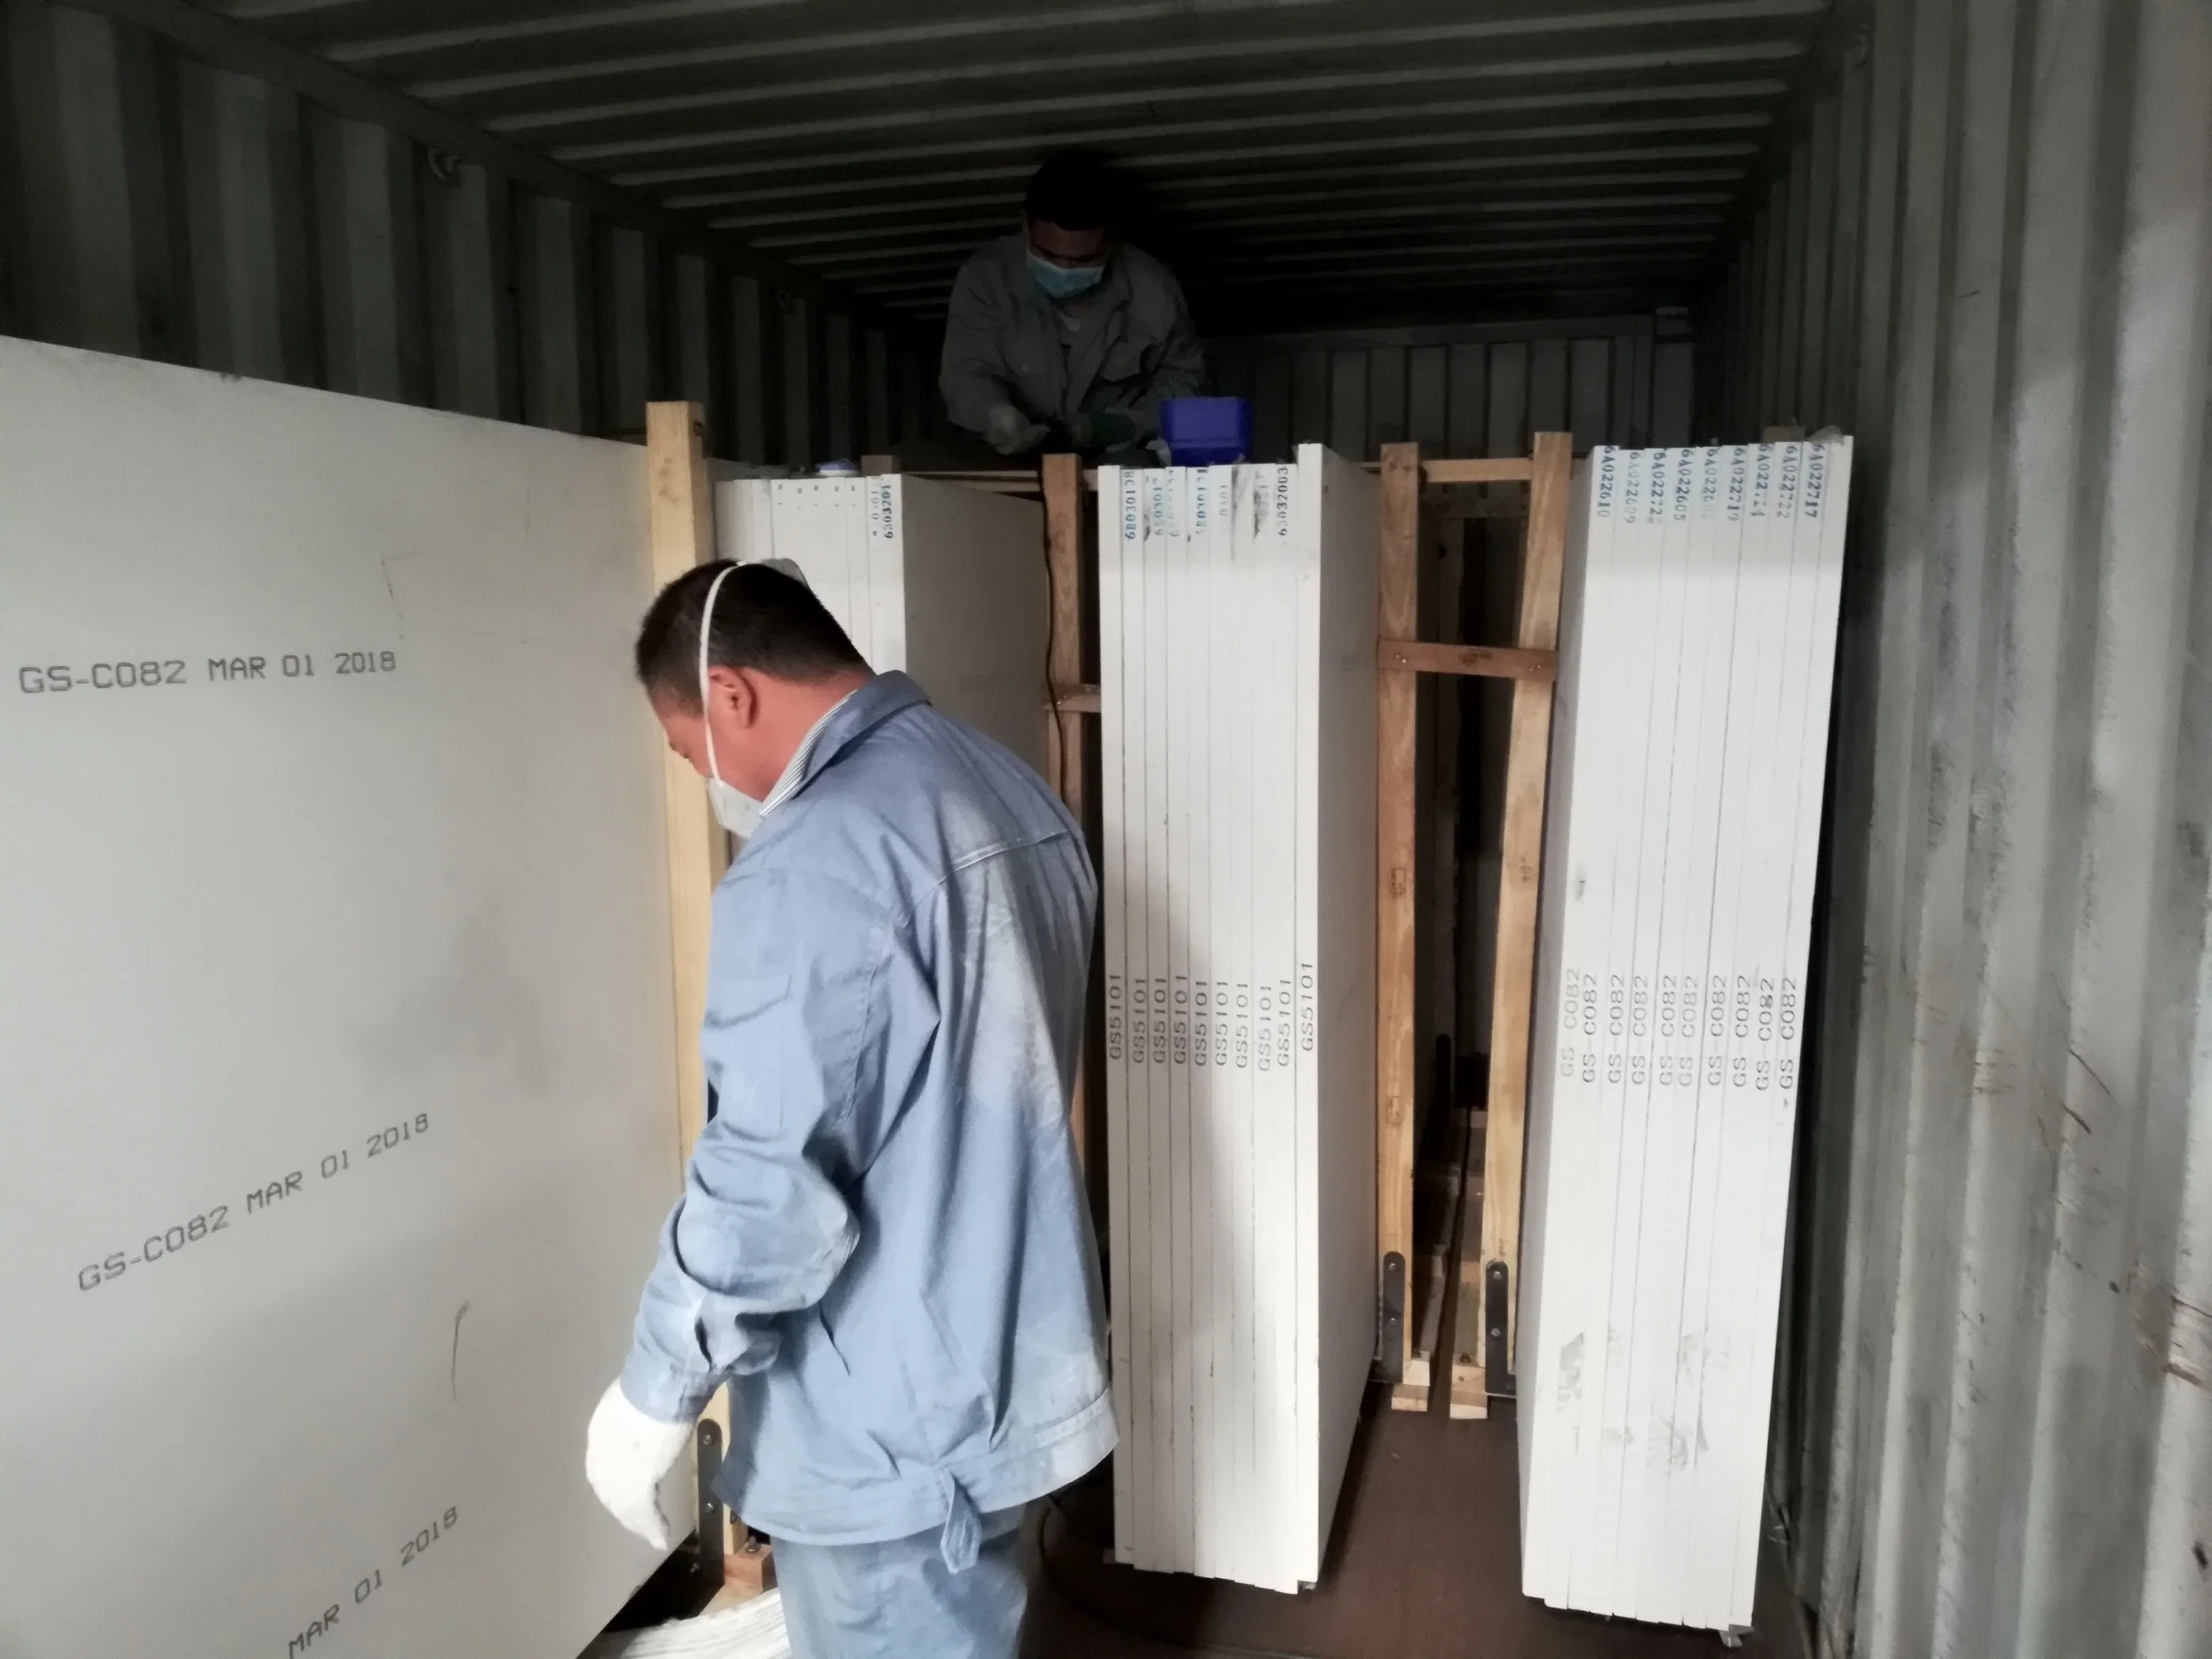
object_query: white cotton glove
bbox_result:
[584,1379,696,1550]
[984,402,1047,456]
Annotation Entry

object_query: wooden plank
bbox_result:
[1448,1155,1489,1420]
[646,401,728,1167]
[707,1533,777,1606]
[1042,451,1090,1183]
[1467,430,1571,1400]
[1424,456,1534,485]
[1410,506,1440,1146]
[644,400,736,1556]
[1425,532,1467,1235]
[1375,442,1421,1384]
[1381,641,1556,682]
[1395,1107,1472,1412]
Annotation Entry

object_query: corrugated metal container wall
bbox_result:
[1703,2,2212,1657]
[0,0,941,466]
[1208,318,1700,1152]
[1210,319,1698,464]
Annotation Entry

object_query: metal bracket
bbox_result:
[1484,1260,1515,1397]
[1376,1251,1406,1383]
[694,1417,726,1582]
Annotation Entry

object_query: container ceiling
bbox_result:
[207,0,1834,333]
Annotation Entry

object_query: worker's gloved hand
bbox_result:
[584,1378,696,1550]
[1063,409,1140,454]
[984,402,1047,456]
[1089,408,1142,451]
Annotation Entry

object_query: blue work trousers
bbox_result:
[772,1506,1028,1659]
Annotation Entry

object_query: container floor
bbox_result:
[1023,1394,1806,1659]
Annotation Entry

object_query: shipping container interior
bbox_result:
[5,1,2210,1657]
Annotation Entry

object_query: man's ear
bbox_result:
[704,663,757,726]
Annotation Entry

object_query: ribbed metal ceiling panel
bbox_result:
[206,0,1832,330]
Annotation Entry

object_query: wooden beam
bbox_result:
[1421,457,1534,485]
[1395,1107,1474,1412]
[646,401,728,1169]
[1447,1149,1489,1420]
[1380,641,1556,682]
[644,399,738,1559]
[1460,429,1572,1405]
[1043,451,1087,836]
[1447,1110,1488,1420]
[1375,442,1421,1386]
[1041,451,1093,1186]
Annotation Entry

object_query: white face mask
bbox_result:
[697,566,764,839]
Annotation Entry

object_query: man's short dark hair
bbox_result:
[634,561,866,708]
[1024,150,1121,232]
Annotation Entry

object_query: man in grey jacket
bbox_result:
[939,150,1205,460]
[583,563,1111,1657]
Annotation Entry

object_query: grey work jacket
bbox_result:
[938,232,1205,443]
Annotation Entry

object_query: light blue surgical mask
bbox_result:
[1029,253,1104,300]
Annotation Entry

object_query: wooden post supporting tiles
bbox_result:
[644,401,753,1571]
[1372,435,1568,1419]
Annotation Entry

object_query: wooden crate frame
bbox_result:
[1377,435,1572,1418]
[855,439,1570,1427]
[1014,439,1571,1422]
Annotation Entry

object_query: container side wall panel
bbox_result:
[1702,2,2212,1655]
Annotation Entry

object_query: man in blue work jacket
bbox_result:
[584,561,1112,1657]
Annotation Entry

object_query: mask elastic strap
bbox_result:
[697,564,737,790]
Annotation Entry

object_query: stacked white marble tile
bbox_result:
[1096,446,1377,1593]
[0,334,685,1659]
[1517,439,1852,1634]
[715,474,1047,776]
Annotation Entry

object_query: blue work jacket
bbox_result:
[621,673,1113,1549]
